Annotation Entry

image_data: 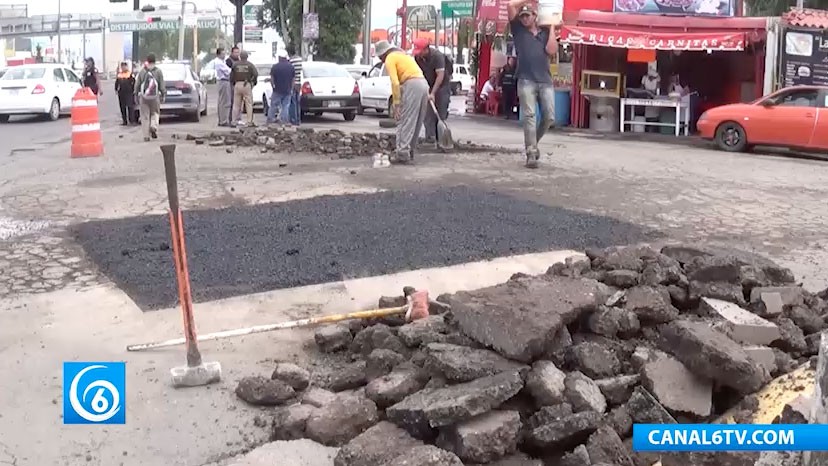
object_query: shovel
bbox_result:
[430,100,454,151]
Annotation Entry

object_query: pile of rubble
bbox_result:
[234,244,827,465]
[186,126,508,158]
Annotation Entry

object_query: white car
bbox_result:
[358,62,393,114]
[253,63,275,114]
[199,60,217,83]
[450,63,475,95]
[261,61,360,121]
[0,64,82,122]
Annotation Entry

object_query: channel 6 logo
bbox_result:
[63,362,125,424]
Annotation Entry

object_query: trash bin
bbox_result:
[554,89,571,127]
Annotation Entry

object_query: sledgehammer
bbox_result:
[160,144,222,388]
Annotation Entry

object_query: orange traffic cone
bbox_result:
[71,87,103,158]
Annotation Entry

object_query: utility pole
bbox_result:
[362,0,371,65]
[231,0,248,47]
[57,0,62,63]
[132,0,139,61]
[301,0,309,59]
[178,0,186,60]
[400,0,408,50]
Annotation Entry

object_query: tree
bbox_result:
[259,0,367,63]
[138,27,223,61]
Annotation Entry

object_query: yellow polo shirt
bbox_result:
[384,51,424,105]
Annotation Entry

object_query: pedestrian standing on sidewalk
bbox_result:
[212,48,233,126]
[508,0,557,168]
[81,58,101,97]
[267,51,295,125]
[226,46,240,124]
[411,38,452,147]
[500,56,518,119]
[374,40,429,164]
[114,61,136,126]
[289,49,303,126]
[230,51,258,127]
[134,53,166,141]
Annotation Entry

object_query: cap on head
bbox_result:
[277,49,288,59]
[412,38,429,55]
[240,51,249,60]
[374,40,396,59]
[518,5,535,16]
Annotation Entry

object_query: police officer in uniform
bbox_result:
[230,50,258,127]
[500,56,518,119]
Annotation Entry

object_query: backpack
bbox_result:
[141,69,159,100]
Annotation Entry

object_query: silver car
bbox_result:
[153,62,208,122]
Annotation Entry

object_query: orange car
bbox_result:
[697,85,828,153]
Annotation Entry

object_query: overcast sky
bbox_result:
[19,0,441,30]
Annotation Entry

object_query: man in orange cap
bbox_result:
[412,38,452,147]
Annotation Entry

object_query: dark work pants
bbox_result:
[502,86,517,118]
[423,84,450,142]
[117,92,135,124]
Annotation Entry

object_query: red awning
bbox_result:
[561,25,747,51]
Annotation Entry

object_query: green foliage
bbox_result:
[137,27,223,61]
[260,0,367,64]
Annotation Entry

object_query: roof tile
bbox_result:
[782,8,828,29]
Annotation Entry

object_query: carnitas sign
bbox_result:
[561,26,746,51]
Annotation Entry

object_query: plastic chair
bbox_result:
[485,91,501,116]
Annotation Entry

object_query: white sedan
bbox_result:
[253,63,275,114]
[0,64,83,122]
[260,61,360,121]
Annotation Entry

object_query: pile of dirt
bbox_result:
[233,244,827,466]
[185,126,512,158]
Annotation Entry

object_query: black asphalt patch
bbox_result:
[73,186,657,311]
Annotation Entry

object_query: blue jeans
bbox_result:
[268,91,291,124]
[517,79,555,156]
[289,89,301,125]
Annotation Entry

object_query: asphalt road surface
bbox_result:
[74,186,656,310]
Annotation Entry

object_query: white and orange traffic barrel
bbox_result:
[71,87,103,158]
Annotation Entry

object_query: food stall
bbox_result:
[561,6,768,133]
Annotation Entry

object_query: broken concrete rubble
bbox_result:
[423,343,527,383]
[435,410,521,463]
[701,297,781,346]
[235,376,296,406]
[305,394,379,447]
[315,324,353,353]
[449,275,608,362]
[232,243,826,466]
[272,362,311,391]
[658,320,770,395]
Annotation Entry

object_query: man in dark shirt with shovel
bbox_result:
[413,39,452,148]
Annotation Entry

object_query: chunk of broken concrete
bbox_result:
[750,286,807,309]
[235,376,296,406]
[302,387,337,408]
[525,360,566,407]
[689,280,746,306]
[366,348,406,380]
[639,348,712,417]
[744,346,776,375]
[605,405,633,438]
[436,410,521,463]
[350,324,408,356]
[272,404,316,440]
[315,324,353,353]
[603,270,639,288]
[386,370,524,438]
[658,320,770,395]
[305,393,379,447]
[334,421,424,466]
[383,445,463,466]
[566,341,622,379]
[527,403,574,429]
[772,317,808,354]
[559,445,590,466]
[527,410,602,449]
[564,371,607,414]
[753,291,784,317]
[626,386,677,424]
[271,363,311,391]
[594,374,640,406]
[466,452,543,466]
[624,286,679,323]
[684,255,744,283]
[423,343,527,383]
[397,315,449,348]
[587,306,641,339]
[585,425,634,466]
[701,297,781,346]
[327,361,369,392]
[365,369,428,408]
[449,276,607,362]
[786,305,825,335]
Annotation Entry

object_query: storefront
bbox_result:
[561,9,768,132]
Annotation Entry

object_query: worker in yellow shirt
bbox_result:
[374,40,430,164]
